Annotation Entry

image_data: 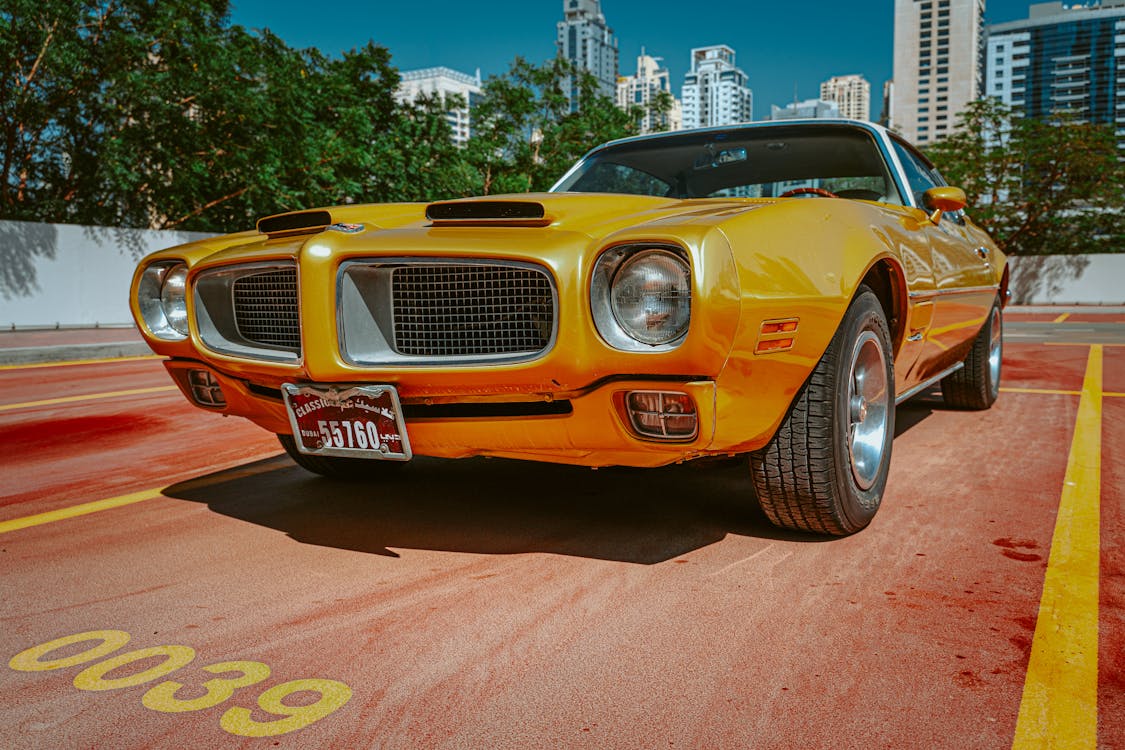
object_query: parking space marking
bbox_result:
[0,355,163,371]
[1012,345,1101,749]
[1052,313,1071,323]
[1001,387,1081,397]
[999,388,1123,399]
[0,386,178,412]
[0,457,289,535]
[0,488,165,535]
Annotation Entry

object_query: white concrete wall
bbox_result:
[0,220,213,328]
[0,220,1121,328]
[1008,253,1125,305]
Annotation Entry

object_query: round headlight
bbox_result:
[136,261,188,340]
[160,264,189,336]
[609,250,691,345]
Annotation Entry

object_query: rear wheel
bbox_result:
[940,299,1002,410]
[277,434,404,479]
[750,286,895,536]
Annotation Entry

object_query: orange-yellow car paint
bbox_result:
[131,192,1005,467]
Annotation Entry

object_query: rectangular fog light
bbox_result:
[187,369,226,407]
[625,390,698,440]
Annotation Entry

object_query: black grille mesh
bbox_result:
[392,265,553,357]
[233,268,300,351]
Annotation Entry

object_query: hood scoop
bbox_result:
[426,200,551,227]
[256,210,332,238]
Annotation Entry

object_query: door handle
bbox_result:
[975,246,990,260]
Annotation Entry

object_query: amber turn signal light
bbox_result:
[755,317,799,354]
[618,390,698,440]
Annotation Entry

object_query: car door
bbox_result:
[888,138,997,383]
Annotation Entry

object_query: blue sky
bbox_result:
[228,0,1038,121]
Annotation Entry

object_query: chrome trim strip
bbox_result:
[895,362,965,405]
[909,285,999,300]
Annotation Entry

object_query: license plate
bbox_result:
[281,383,412,460]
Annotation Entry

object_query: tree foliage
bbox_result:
[2,2,641,234]
[925,98,1124,255]
[463,57,640,195]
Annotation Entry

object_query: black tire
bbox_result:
[940,298,1002,410]
[277,434,404,479]
[749,286,895,536]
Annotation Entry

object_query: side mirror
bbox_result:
[922,186,967,223]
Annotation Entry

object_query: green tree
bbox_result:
[464,57,641,195]
[1,0,406,233]
[926,98,1123,255]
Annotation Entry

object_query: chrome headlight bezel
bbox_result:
[590,245,692,351]
[137,261,189,341]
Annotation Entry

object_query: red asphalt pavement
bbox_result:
[0,332,1120,748]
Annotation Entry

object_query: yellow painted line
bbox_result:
[1000,388,1081,397]
[0,456,287,536]
[1045,342,1125,347]
[0,355,163,371]
[1052,313,1071,323]
[0,488,165,535]
[0,385,177,413]
[1012,345,1101,749]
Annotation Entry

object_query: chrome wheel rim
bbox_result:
[847,331,889,491]
[988,307,1002,393]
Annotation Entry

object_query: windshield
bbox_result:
[551,124,903,204]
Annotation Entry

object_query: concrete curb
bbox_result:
[0,342,156,366]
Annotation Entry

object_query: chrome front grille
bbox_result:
[232,268,300,351]
[391,264,554,357]
[338,259,557,365]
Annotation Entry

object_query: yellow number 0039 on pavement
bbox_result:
[8,629,352,737]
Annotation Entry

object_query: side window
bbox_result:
[890,139,966,225]
[890,139,939,207]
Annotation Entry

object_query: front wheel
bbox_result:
[277,434,404,480]
[940,299,1002,410]
[750,286,895,536]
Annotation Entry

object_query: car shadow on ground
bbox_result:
[894,386,949,437]
[164,453,836,565]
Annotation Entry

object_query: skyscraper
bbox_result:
[557,0,619,110]
[396,67,483,147]
[987,1,1125,149]
[820,74,872,121]
[891,0,986,144]
[681,45,753,129]
[616,50,683,133]
[769,99,842,121]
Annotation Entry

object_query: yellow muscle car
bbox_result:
[131,120,1007,536]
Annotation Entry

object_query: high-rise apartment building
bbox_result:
[616,51,683,133]
[881,80,895,126]
[397,67,483,147]
[891,0,986,145]
[557,0,619,109]
[987,1,1125,149]
[769,99,842,121]
[820,74,872,121]
[681,45,753,128]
